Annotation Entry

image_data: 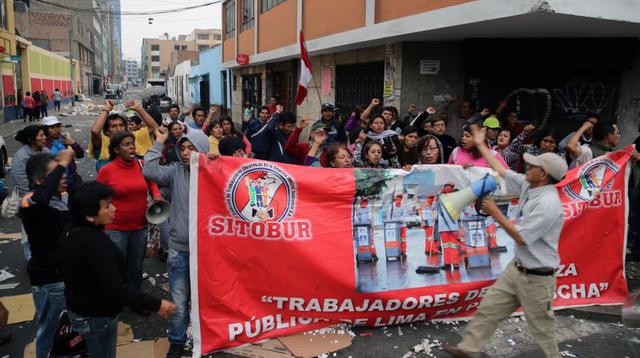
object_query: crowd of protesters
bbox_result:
[7,91,637,358]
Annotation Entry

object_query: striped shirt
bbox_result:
[503,170,564,269]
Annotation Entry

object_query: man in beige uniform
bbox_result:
[445,128,568,358]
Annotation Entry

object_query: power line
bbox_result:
[31,0,221,16]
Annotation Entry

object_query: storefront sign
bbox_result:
[237,54,250,65]
[420,59,440,74]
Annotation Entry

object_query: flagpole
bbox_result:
[311,74,323,110]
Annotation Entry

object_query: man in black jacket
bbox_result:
[18,148,73,358]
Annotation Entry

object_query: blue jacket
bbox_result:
[250,113,296,164]
[245,118,265,139]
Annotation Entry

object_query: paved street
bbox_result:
[0,92,638,357]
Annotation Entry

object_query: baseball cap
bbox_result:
[321,103,335,111]
[523,152,568,181]
[311,121,330,132]
[483,116,501,129]
[42,116,60,126]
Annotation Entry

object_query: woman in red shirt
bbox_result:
[96,131,162,296]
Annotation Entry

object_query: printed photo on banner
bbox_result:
[351,165,517,292]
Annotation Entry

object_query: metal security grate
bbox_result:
[336,62,384,118]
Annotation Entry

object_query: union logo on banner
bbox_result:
[563,156,620,202]
[210,161,311,241]
[226,162,297,222]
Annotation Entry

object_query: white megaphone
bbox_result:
[145,200,171,225]
[438,174,498,222]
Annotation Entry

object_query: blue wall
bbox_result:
[189,46,222,106]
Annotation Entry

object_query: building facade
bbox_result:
[141,36,194,83]
[186,28,223,52]
[189,46,223,110]
[222,0,640,146]
[15,0,118,95]
[123,57,139,83]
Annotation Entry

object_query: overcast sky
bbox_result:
[120,0,222,61]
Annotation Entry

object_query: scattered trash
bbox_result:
[401,352,414,358]
[412,338,441,355]
[359,332,373,337]
[507,339,516,346]
[397,326,403,336]
[148,277,156,286]
[560,351,579,357]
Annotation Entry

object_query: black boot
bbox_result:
[166,343,185,358]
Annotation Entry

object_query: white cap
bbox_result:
[523,152,568,181]
[42,116,61,126]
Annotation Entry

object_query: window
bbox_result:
[224,0,235,37]
[197,33,210,40]
[181,45,187,50]
[241,0,254,31]
[214,34,222,41]
[174,45,180,50]
[151,55,160,62]
[151,66,160,73]
[261,0,285,13]
[151,44,159,51]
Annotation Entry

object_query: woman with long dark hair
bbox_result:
[162,121,183,165]
[219,115,252,155]
[12,125,49,196]
[96,132,162,306]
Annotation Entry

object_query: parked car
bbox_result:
[0,134,8,178]
[105,84,120,99]
[159,96,173,112]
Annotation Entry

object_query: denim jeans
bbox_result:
[106,228,147,290]
[67,311,118,358]
[21,225,31,261]
[159,221,169,251]
[167,248,190,345]
[32,281,66,358]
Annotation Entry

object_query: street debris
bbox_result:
[412,338,441,355]
[560,351,579,357]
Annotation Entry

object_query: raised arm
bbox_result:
[361,98,380,122]
[91,100,114,149]
[566,121,592,158]
[126,100,158,134]
[472,127,508,177]
[142,128,174,187]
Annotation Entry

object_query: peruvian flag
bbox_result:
[295,31,312,105]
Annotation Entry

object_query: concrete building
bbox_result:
[123,57,139,84]
[141,35,194,83]
[186,28,223,52]
[15,0,114,95]
[167,59,194,109]
[222,0,640,146]
[141,29,222,84]
[0,0,19,122]
[189,46,223,110]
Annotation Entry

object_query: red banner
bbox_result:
[189,148,632,356]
